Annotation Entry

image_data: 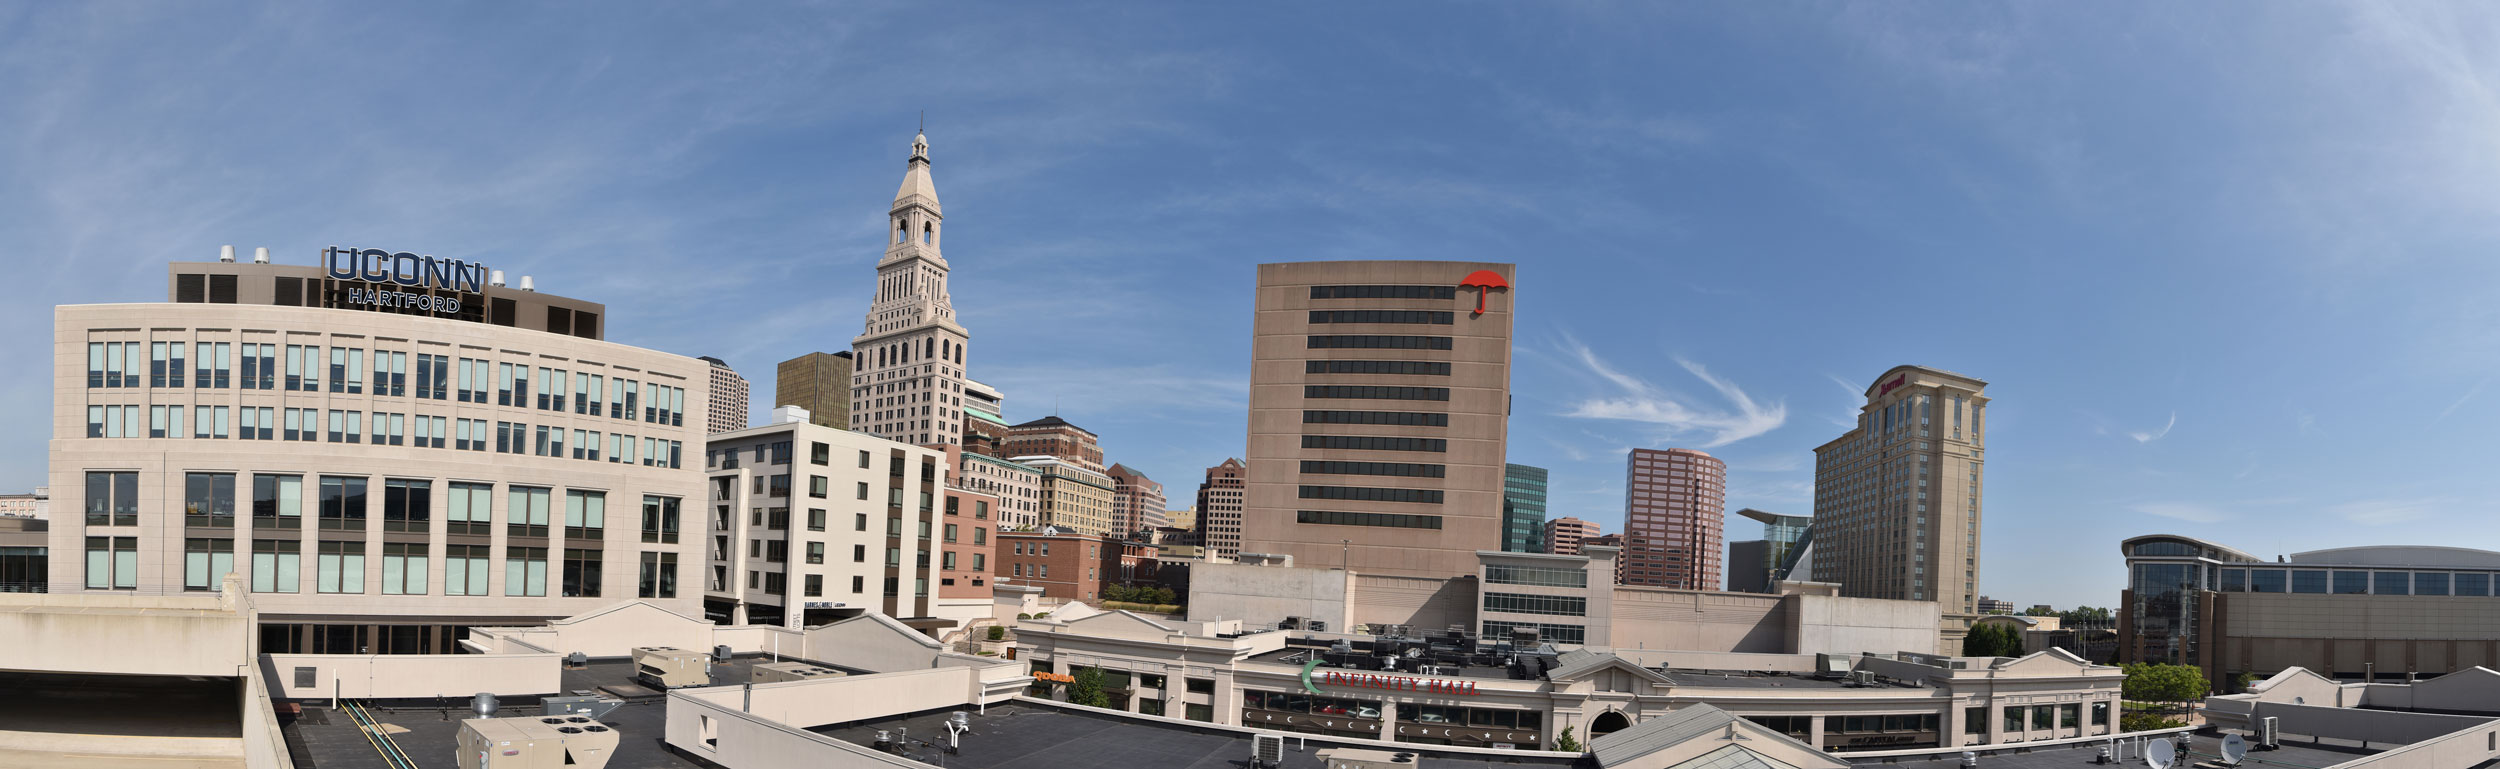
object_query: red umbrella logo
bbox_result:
[1460,270,1510,314]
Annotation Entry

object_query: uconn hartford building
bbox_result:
[52,246,707,653]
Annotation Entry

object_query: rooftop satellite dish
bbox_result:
[2221,734,2248,765]
[2146,738,2176,769]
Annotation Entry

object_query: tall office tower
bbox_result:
[1197,459,1246,560]
[774,351,853,430]
[1544,517,1598,556]
[700,356,750,434]
[1001,417,1104,473]
[1620,448,1726,590]
[1812,365,1989,653]
[1736,508,1811,590]
[1105,464,1168,537]
[1501,463,1548,553]
[850,131,972,447]
[1241,261,1515,579]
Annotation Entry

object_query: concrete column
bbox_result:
[730,602,748,625]
[1809,715,1826,751]
[1379,700,1399,743]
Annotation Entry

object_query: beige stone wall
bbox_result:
[262,650,561,699]
[1350,572,1476,631]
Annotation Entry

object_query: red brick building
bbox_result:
[997,530,1159,603]
[1002,416,1104,473]
[938,487,998,600]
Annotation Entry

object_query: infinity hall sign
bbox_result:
[322,246,491,312]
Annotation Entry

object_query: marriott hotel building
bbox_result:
[50,251,707,653]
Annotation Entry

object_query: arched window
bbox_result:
[923,222,934,245]
[895,219,906,245]
[1590,711,1631,738]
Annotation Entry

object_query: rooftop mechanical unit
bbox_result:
[540,694,621,721]
[750,660,849,684]
[631,646,711,690]
[457,714,619,769]
[1315,748,1419,768]
[1250,733,1286,769]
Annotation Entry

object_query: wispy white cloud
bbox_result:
[2129,412,2177,443]
[2329,498,2447,526]
[2130,502,2233,524]
[1559,338,1786,448]
[2436,378,2490,423]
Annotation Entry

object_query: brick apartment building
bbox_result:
[996,529,1159,603]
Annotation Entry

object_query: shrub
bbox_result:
[987,626,1007,642]
[1555,726,1581,752]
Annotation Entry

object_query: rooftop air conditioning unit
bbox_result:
[1251,733,1285,769]
[2258,716,2280,749]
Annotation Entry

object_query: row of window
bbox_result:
[1299,485,1443,504]
[1485,564,1587,588]
[1304,385,1449,401]
[1483,591,1586,616]
[1306,335,1452,350]
[1307,310,1453,325]
[1299,460,1445,478]
[86,342,688,428]
[1308,285,1457,300]
[82,405,685,468]
[1304,360,1450,376]
[2219,568,2500,596]
[1480,620,1584,645]
[86,471,681,542]
[1303,410,1448,427]
[1295,510,1442,529]
[88,535,678,598]
[1301,435,1446,452]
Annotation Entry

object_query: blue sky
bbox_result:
[6,3,2500,609]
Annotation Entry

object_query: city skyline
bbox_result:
[7,4,2500,608]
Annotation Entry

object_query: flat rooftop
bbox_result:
[1661,671,1929,691]
[812,701,1575,769]
[1251,645,1521,681]
[1847,728,2417,769]
[285,654,835,769]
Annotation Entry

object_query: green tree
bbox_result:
[1961,624,2024,657]
[2061,606,2114,624]
[1554,726,1582,753]
[987,626,1007,642]
[2122,663,2210,704]
[2021,606,2057,617]
[1067,667,1110,708]
[2232,671,2257,694]
[1149,587,1177,605]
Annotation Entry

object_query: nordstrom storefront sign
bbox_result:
[322,246,489,313]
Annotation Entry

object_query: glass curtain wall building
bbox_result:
[1501,463,1548,553]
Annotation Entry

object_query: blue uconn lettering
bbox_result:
[322,246,488,293]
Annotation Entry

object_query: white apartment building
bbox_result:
[703,415,946,629]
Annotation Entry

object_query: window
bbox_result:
[1964,707,1987,738]
[2060,703,2079,729]
[193,405,231,439]
[2374,572,2410,595]
[2092,702,2109,726]
[329,346,364,394]
[854,544,866,563]
[2293,570,2329,594]
[2250,569,2287,593]
[447,482,492,535]
[252,474,302,529]
[639,552,677,598]
[287,345,319,391]
[1485,564,1587,588]
[2417,572,2452,596]
[317,541,366,594]
[504,547,548,596]
[1186,678,1215,694]
[196,342,231,388]
[383,479,431,533]
[1303,385,1449,401]
[183,539,234,591]
[382,543,428,595]
[809,476,828,498]
[1479,620,1584,645]
[1305,335,1452,350]
[85,405,140,438]
[2334,571,2369,594]
[811,442,830,465]
[563,548,602,597]
[1299,485,1442,504]
[1308,285,1456,300]
[807,508,826,532]
[1482,592,1586,616]
[857,482,869,500]
[2003,706,2022,733]
[2030,705,2053,730]
[185,472,235,528]
[1299,461,1446,478]
[508,486,552,537]
[251,540,300,593]
[1308,309,1454,325]
[642,495,681,543]
[417,353,450,399]
[445,545,490,596]
[1304,359,1451,376]
[1302,410,1448,427]
[2458,573,2492,596]
[806,542,824,564]
[318,476,367,531]
[374,350,406,397]
[149,341,187,388]
[565,490,606,539]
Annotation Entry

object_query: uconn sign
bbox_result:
[322,246,490,313]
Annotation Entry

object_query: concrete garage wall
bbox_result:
[261,652,562,700]
[1786,594,1941,655]
[1186,561,1350,629]
[1351,573,1475,631]
[0,593,253,677]
[1607,589,1788,652]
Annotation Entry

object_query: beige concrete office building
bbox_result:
[1812,365,1988,653]
[945,446,1042,531]
[1106,463,1168,536]
[1242,261,1515,579]
[700,415,946,629]
[851,131,975,447]
[1198,458,1246,560]
[1022,455,1116,536]
[700,355,749,434]
[56,254,705,654]
[772,351,852,430]
[1545,516,1599,556]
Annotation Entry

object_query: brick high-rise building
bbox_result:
[850,131,973,447]
[1241,261,1516,579]
[701,356,749,434]
[1544,517,1598,556]
[1002,416,1103,473]
[1197,459,1246,560]
[1104,463,1167,538]
[1813,365,1989,653]
[1621,448,1726,591]
[774,351,852,430]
